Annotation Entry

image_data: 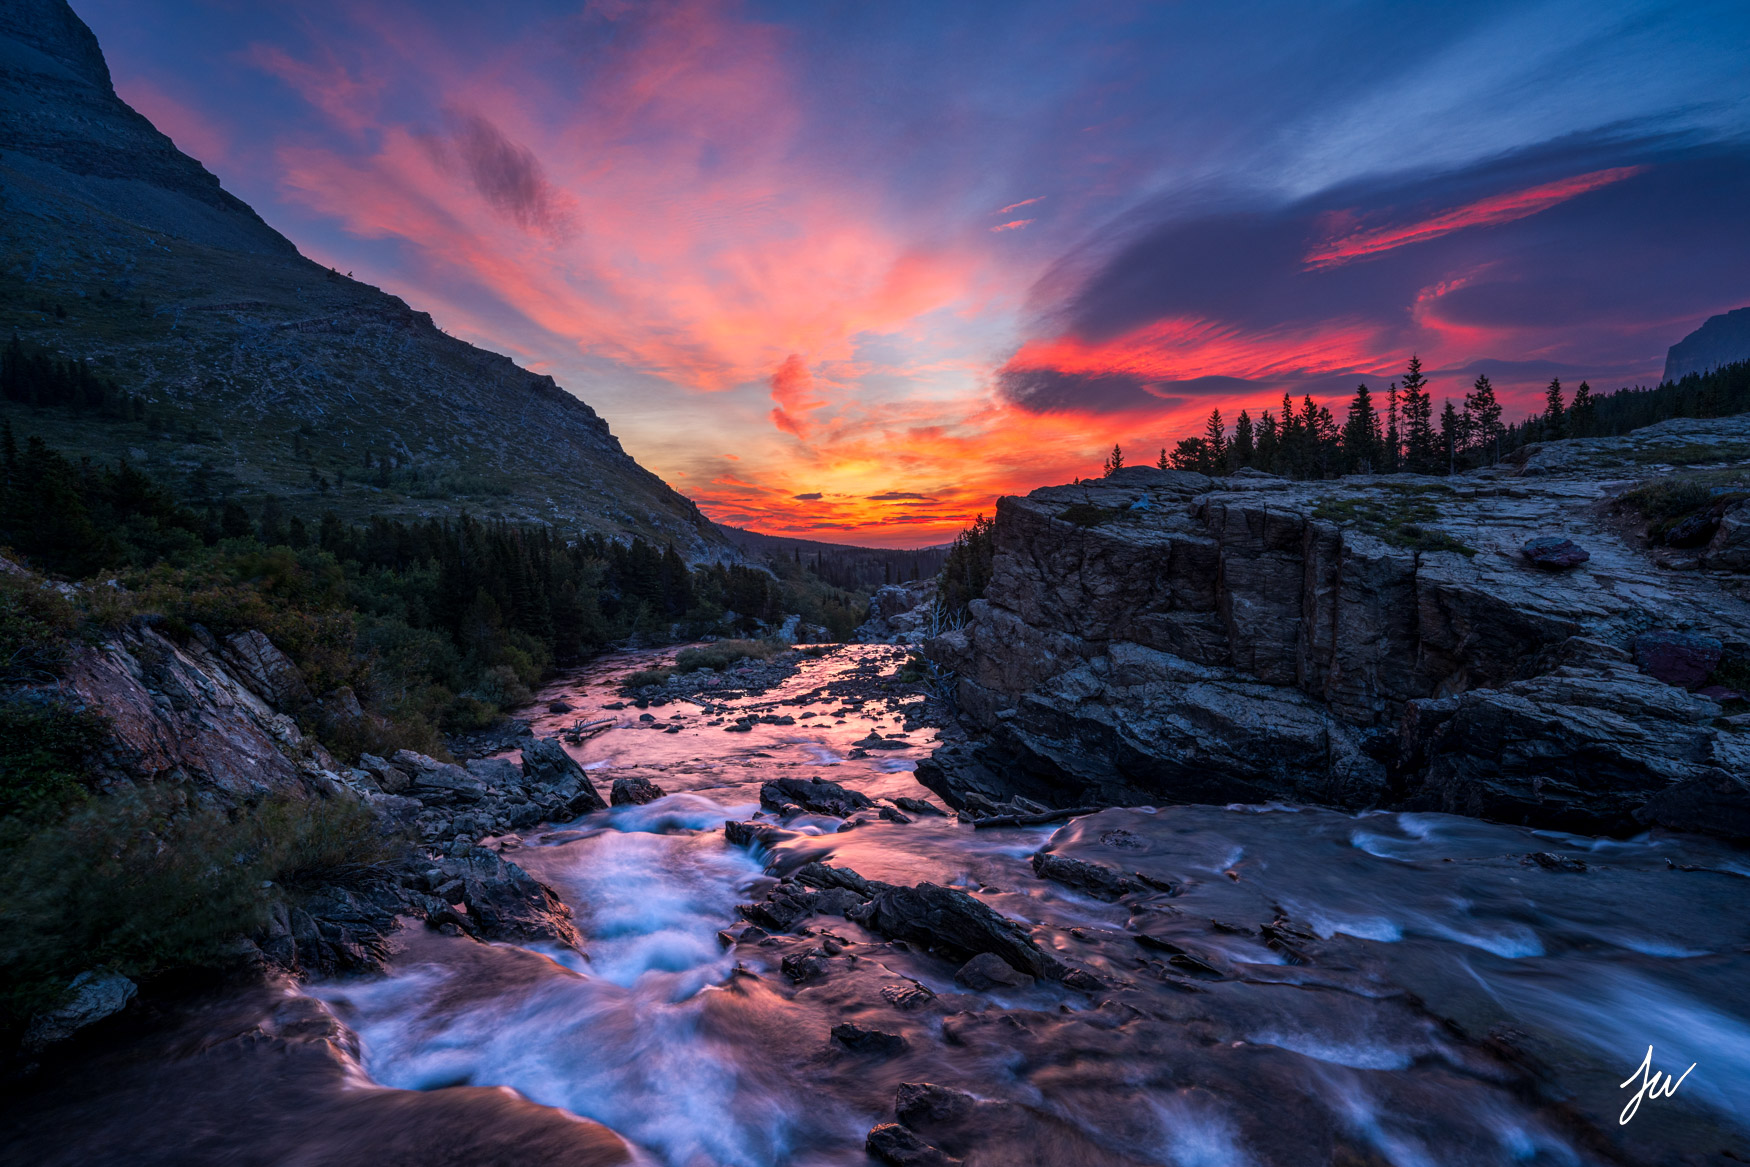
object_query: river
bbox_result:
[318,645,1750,1166]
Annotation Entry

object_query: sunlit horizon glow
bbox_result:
[81,0,1750,547]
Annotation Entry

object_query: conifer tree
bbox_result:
[1232,409,1256,469]
[1400,357,1435,473]
[1463,373,1503,464]
[1255,410,1279,472]
[1438,399,1463,475]
[1384,382,1401,473]
[1340,384,1380,473]
[1203,408,1227,469]
[1103,444,1124,476]
[1544,377,1566,439]
[1569,379,1595,437]
[1156,447,1169,471]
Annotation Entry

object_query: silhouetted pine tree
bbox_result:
[1340,384,1380,473]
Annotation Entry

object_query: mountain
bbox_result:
[1664,305,1750,383]
[0,0,732,561]
[714,524,949,589]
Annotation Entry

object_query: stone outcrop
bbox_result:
[924,423,1750,838]
[856,579,939,644]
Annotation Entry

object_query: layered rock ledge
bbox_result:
[923,416,1750,837]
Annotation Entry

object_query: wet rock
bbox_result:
[1633,630,1723,688]
[24,971,137,1051]
[894,796,942,816]
[610,775,666,805]
[878,806,913,823]
[1704,501,1750,569]
[954,952,1033,991]
[1665,511,1719,548]
[547,699,574,713]
[780,951,831,984]
[1525,852,1587,872]
[850,882,1065,981]
[1521,536,1590,570]
[1030,851,1148,900]
[1636,767,1750,838]
[792,861,880,896]
[866,1123,962,1167]
[894,1082,977,1128]
[831,1022,907,1056]
[519,738,608,813]
[723,820,794,849]
[759,775,875,817]
[435,847,581,949]
[880,981,937,1011]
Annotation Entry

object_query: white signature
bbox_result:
[1619,1045,1696,1124]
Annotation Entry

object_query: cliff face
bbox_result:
[924,417,1750,838]
[1665,305,1750,382]
[0,1,732,561]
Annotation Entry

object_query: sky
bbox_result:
[77,0,1750,547]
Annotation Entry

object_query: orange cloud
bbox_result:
[991,219,1034,233]
[1007,316,1386,386]
[1305,166,1644,268]
[997,196,1045,214]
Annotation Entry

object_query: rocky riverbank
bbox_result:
[922,414,1750,838]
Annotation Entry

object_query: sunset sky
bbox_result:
[78,0,1750,547]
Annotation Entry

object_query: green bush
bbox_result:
[0,695,107,820]
[620,666,674,689]
[0,572,80,685]
[0,786,404,1029]
[673,638,779,673]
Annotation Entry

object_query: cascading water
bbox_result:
[299,645,1750,1166]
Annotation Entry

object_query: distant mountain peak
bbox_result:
[1665,305,1750,383]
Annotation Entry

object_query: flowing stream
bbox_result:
[309,645,1750,1167]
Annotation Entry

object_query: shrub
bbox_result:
[0,695,107,820]
[0,786,405,1030]
[0,572,80,685]
[673,638,778,673]
[620,666,674,689]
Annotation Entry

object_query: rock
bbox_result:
[464,757,521,789]
[435,847,581,949]
[393,750,489,804]
[1030,851,1148,900]
[894,796,943,816]
[849,882,1064,981]
[24,971,137,1051]
[759,776,875,817]
[1636,768,1750,838]
[866,1123,962,1167]
[723,820,794,849]
[881,981,937,1011]
[1633,630,1723,688]
[1521,536,1590,570]
[920,440,1750,838]
[357,753,412,794]
[895,1082,977,1128]
[954,952,1033,991]
[610,775,666,805]
[832,1022,907,1055]
[856,579,940,645]
[519,738,607,813]
[219,629,313,708]
[548,699,574,713]
[780,952,831,984]
[1665,511,1719,548]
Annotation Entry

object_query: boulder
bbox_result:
[357,753,412,794]
[393,750,489,804]
[1029,851,1149,900]
[832,1022,907,1056]
[759,775,875,817]
[849,882,1064,981]
[464,757,522,790]
[1521,536,1591,570]
[954,952,1033,991]
[518,738,607,813]
[24,971,136,1051]
[434,847,581,949]
[610,775,666,805]
[866,1123,961,1167]
[1633,630,1723,688]
[895,1083,977,1129]
[1704,502,1750,570]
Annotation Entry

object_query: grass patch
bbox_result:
[1628,443,1736,465]
[1617,471,1750,543]
[674,638,780,673]
[1313,492,1476,556]
[620,666,674,689]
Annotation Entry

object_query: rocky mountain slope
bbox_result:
[1666,305,1750,382]
[0,0,730,560]
[923,414,1750,839]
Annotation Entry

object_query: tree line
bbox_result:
[1121,356,1750,479]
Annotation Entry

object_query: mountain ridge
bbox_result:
[0,0,734,562]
